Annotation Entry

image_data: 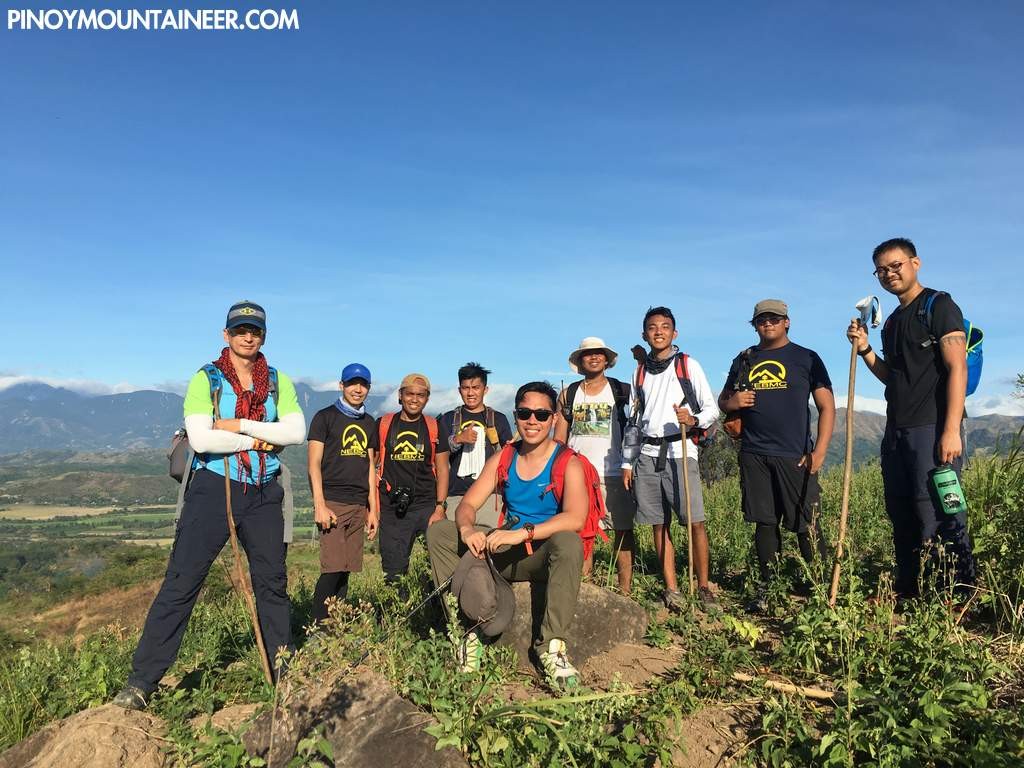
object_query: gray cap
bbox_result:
[226,300,267,331]
[451,551,515,637]
[751,299,788,320]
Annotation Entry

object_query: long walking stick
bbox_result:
[828,342,858,607]
[679,430,695,596]
[222,463,275,685]
[829,298,880,606]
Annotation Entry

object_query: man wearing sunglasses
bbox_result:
[114,300,305,710]
[719,299,835,613]
[426,382,587,688]
[846,238,975,599]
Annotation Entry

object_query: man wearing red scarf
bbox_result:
[114,300,305,710]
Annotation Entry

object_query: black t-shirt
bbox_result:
[307,405,379,505]
[725,342,832,458]
[439,406,514,496]
[881,289,964,429]
[378,414,451,505]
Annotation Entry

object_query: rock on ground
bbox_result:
[0,704,167,768]
[496,582,649,670]
[243,670,468,768]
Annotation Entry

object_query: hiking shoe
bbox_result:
[746,589,769,615]
[112,685,149,711]
[456,628,484,673]
[663,589,687,614]
[538,639,580,689]
[698,586,721,612]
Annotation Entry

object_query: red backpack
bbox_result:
[494,442,609,559]
[634,354,717,448]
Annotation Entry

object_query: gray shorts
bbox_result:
[633,452,705,526]
[601,478,636,530]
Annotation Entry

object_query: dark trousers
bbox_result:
[128,469,291,693]
[881,423,976,597]
[378,498,434,581]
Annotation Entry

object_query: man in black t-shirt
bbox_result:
[307,362,379,622]
[847,238,976,598]
[720,299,835,611]
[439,362,513,529]
[376,373,450,582]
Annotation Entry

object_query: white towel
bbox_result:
[456,425,487,479]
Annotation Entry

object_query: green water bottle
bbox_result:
[930,464,967,516]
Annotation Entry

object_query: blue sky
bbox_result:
[1,2,1021,415]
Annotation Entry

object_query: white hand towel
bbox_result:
[456,425,487,479]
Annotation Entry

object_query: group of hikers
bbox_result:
[113,236,977,706]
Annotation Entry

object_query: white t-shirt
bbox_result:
[631,355,720,462]
[560,380,624,478]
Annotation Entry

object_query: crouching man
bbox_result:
[426,381,586,688]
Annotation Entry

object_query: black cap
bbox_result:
[226,300,266,331]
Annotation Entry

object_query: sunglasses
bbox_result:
[754,314,786,326]
[514,407,554,422]
[228,325,265,338]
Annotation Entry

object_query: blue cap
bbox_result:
[226,300,267,331]
[341,363,371,385]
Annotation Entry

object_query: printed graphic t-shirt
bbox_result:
[378,415,451,506]
[440,407,514,496]
[558,381,625,478]
[183,367,301,485]
[880,290,965,429]
[725,342,832,458]
[307,405,379,505]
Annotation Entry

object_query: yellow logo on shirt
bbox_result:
[749,361,788,390]
[339,425,368,457]
[392,430,424,461]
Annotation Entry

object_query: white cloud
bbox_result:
[0,375,139,396]
[833,393,888,415]
[834,392,1024,417]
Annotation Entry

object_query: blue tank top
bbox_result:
[505,446,560,528]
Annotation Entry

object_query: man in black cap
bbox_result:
[113,300,305,710]
[719,299,835,612]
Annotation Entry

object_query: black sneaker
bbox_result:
[698,586,721,612]
[746,589,769,615]
[112,685,150,711]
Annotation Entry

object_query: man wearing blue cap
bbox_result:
[114,300,305,710]
[307,363,380,622]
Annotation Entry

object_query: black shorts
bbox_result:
[739,452,820,533]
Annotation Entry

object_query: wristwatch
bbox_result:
[857,344,873,357]
[435,500,448,511]
[523,523,535,542]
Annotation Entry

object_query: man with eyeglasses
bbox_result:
[847,237,976,599]
[375,373,451,582]
[114,300,305,710]
[719,299,835,613]
[426,382,587,688]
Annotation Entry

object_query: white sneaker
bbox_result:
[538,638,580,688]
[456,628,484,673]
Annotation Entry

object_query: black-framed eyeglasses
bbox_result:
[514,407,554,422]
[872,261,905,278]
[754,314,786,326]
[228,325,265,338]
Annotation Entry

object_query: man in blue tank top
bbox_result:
[427,382,587,688]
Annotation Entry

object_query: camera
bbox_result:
[389,486,413,516]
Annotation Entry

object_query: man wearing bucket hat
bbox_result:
[719,300,835,613]
[427,381,587,688]
[554,338,636,594]
[307,363,380,622]
[114,300,305,710]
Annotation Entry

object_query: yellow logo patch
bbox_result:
[339,425,368,457]
[392,429,424,461]
[749,360,788,390]
[238,307,258,315]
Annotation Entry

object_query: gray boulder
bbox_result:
[243,670,468,768]
[496,582,648,670]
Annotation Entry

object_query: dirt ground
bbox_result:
[27,579,162,642]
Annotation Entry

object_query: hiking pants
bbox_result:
[379,498,434,581]
[127,469,291,694]
[880,423,975,597]
[426,519,583,652]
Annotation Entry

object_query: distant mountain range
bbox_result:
[0,381,1020,458]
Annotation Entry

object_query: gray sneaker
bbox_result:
[112,685,149,711]
[663,589,687,613]
[698,586,721,612]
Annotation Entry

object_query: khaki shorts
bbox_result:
[601,477,636,530]
[446,493,500,529]
[319,501,368,573]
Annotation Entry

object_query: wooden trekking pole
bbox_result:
[221,463,275,685]
[679,418,696,596]
[829,334,860,606]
